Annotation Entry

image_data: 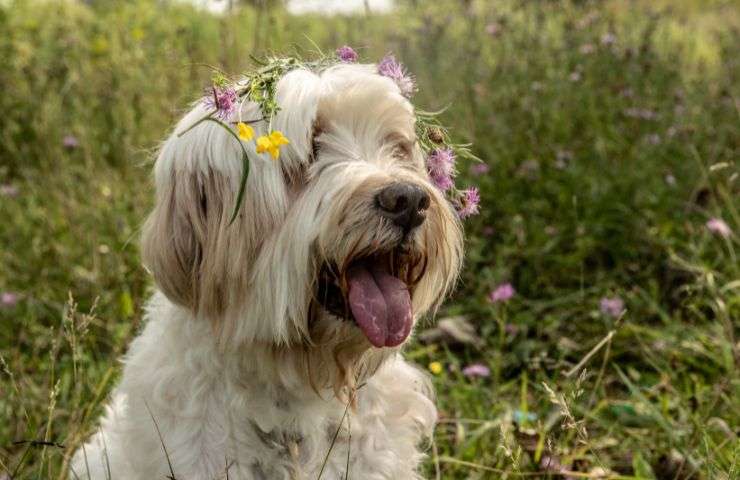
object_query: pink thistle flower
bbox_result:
[458,187,480,218]
[378,54,416,98]
[485,22,501,36]
[427,148,455,177]
[203,85,238,120]
[599,297,624,318]
[462,363,491,378]
[470,163,490,176]
[489,283,515,303]
[579,43,596,55]
[706,218,731,238]
[63,135,79,149]
[430,172,454,192]
[1,292,19,307]
[336,45,358,63]
[1,184,18,197]
[601,32,617,46]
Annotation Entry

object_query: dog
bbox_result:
[71,62,463,480]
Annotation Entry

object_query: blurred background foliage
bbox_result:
[0,0,738,478]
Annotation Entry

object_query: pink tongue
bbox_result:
[347,264,413,348]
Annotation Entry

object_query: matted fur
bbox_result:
[71,63,463,480]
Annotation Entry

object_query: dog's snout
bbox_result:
[376,182,430,231]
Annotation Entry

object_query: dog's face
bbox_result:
[142,64,462,387]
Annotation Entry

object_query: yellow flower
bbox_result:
[255,131,290,160]
[269,130,290,146]
[428,361,443,375]
[237,122,254,141]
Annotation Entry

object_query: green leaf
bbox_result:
[119,290,134,318]
[632,452,656,479]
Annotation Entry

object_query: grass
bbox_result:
[1,0,738,478]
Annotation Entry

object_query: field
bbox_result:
[1,0,738,478]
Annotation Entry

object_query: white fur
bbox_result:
[71,64,463,480]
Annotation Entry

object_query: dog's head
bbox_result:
[142,63,463,390]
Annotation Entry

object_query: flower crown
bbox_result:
[178,46,481,224]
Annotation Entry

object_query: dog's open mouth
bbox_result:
[316,249,425,348]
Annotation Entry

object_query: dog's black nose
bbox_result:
[376,182,430,231]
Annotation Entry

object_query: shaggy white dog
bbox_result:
[71,63,463,480]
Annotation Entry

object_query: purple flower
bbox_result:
[1,184,18,197]
[378,54,416,98]
[485,22,501,36]
[579,43,596,54]
[427,149,456,192]
[624,108,657,120]
[646,133,661,145]
[336,45,358,63]
[599,297,624,318]
[706,218,731,238]
[482,226,495,237]
[427,148,455,177]
[489,283,515,303]
[462,363,490,378]
[1,292,18,307]
[430,173,454,192]
[470,163,490,176]
[457,187,480,218]
[63,135,79,149]
[601,32,617,46]
[203,85,238,120]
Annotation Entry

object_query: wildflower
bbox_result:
[378,54,416,98]
[601,32,617,46]
[579,43,595,55]
[457,187,480,218]
[269,131,290,147]
[482,226,495,237]
[203,85,238,120]
[599,296,624,318]
[256,131,290,160]
[485,22,501,36]
[431,173,454,191]
[1,184,18,197]
[569,71,582,82]
[646,133,661,145]
[1,292,18,308]
[489,283,515,303]
[428,361,443,375]
[336,45,358,63]
[427,148,455,178]
[624,108,657,120]
[470,163,490,176]
[462,363,490,378]
[237,122,254,141]
[706,218,731,239]
[63,135,79,149]
[540,455,568,475]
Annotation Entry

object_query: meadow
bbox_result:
[1,0,738,478]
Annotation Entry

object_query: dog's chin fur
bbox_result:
[71,63,463,480]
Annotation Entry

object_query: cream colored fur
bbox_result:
[71,63,463,480]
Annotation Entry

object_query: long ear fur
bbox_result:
[140,67,322,325]
[141,163,253,319]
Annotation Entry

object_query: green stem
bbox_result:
[176,110,217,137]
[200,118,252,225]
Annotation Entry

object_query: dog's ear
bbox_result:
[141,163,254,320]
